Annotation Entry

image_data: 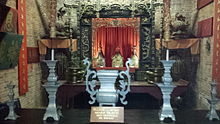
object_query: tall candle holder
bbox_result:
[4,82,19,120]
[43,60,62,121]
[206,80,220,121]
[43,0,61,120]
[156,60,176,122]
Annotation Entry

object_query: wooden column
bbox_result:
[50,0,57,38]
[163,0,171,42]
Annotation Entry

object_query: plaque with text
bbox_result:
[90,107,124,123]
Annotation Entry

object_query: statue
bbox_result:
[130,46,139,68]
[170,13,190,39]
[112,47,123,67]
[95,49,105,67]
[56,2,78,37]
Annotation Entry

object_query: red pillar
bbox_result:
[213,0,220,95]
[18,0,28,95]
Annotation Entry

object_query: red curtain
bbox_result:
[93,26,139,67]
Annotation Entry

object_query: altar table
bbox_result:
[57,80,189,108]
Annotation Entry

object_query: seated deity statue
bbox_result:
[131,55,139,68]
[95,50,105,67]
[130,46,139,68]
[112,48,123,67]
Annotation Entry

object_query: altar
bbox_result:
[37,0,196,122]
[57,80,189,108]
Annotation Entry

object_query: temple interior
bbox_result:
[0,0,220,124]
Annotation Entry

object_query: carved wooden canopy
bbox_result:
[92,17,140,32]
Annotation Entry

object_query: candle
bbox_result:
[51,49,54,61]
[166,49,169,61]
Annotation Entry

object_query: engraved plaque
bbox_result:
[90,107,124,123]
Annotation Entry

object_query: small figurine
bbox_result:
[130,46,139,68]
[112,47,123,67]
[95,48,105,67]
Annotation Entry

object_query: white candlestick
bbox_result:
[51,49,54,61]
[166,49,169,61]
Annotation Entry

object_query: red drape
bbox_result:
[93,26,139,67]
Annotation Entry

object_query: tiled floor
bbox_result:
[1,109,220,124]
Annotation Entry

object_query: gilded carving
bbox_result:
[141,26,151,61]
[81,27,91,58]
[141,17,149,24]
[92,18,140,32]
[81,18,91,25]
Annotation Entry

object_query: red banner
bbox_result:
[27,47,40,64]
[197,0,214,9]
[18,0,28,95]
[197,17,213,37]
[213,0,220,94]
